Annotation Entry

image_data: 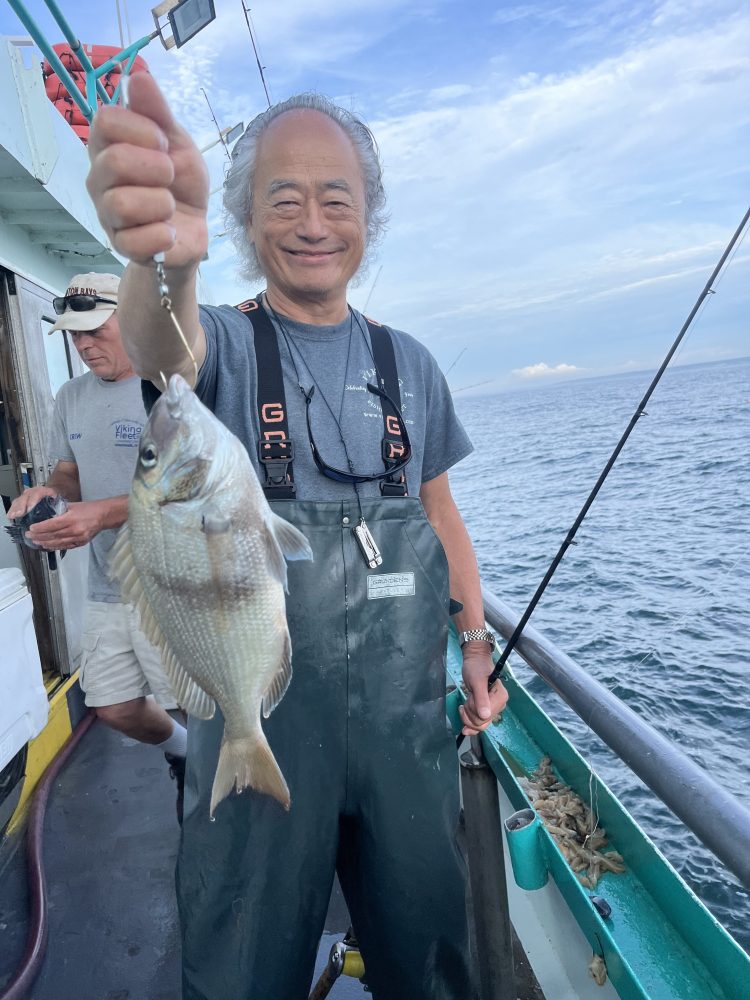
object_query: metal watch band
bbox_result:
[459,628,496,649]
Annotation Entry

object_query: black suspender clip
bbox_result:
[257,438,296,498]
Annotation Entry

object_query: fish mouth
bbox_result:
[165,373,190,417]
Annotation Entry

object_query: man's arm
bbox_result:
[86,72,209,386]
[27,495,130,551]
[420,472,508,736]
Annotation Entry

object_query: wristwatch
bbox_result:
[459,628,497,652]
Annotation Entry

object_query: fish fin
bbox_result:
[263,513,313,592]
[268,511,313,563]
[262,629,292,719]
[109,526,216,721]
[210,732,290,816]
[4,525,24,544]
[263,528,289,591]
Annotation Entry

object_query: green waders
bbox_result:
[177,498,475,1000]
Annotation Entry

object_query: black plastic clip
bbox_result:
[258,439,296,497]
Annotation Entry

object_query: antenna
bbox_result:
[362,265,383,315]
[241,2,271,107]
[123,0,133,45]
[115,0,125,47]
[201,87,232,163]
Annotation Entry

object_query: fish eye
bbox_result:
[140,444,158,468]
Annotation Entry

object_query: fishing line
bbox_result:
[488,204,750,687]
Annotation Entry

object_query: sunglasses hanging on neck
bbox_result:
[302,381,412,485]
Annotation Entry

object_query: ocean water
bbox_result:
[451,355,750,951]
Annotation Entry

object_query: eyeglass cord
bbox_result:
[264,295,375,522]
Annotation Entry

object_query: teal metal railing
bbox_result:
[6,0,158,120]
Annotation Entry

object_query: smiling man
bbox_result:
[87,77,508,1000]
[7,273,187,821]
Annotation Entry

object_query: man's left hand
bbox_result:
[26,501,105,550]
[460,646,509,736]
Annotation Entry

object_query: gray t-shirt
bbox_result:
[49,372,145,601]
[145,303,472,499]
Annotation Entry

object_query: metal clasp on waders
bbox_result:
[308,928,368,998]
[460,735,516,1000]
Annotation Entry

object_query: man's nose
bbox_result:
[296,199,328,240]
[74,332,96,351]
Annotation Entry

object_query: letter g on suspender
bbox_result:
[364,316,408,497]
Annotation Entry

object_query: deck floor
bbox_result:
[0,718,542,999]
[0,718,366,999]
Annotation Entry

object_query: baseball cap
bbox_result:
[49,272,120,333]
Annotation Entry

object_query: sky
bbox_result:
[2,0,748,393]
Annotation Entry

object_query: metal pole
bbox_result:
[460,736,515,1000]
[483,588,750,889]
[6,0,92,119]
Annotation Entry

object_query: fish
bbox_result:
[110,373,313,816]
[5,494,68,570]
[5,493,68,548]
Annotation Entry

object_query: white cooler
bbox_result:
[0,567,48,771]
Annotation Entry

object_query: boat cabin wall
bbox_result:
[0,268,89,677]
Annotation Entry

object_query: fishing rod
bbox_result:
[487,204,750,688]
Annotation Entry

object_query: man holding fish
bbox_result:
[87,72,508,1000]
[7,275,188,819]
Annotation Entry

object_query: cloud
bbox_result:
[512,362,584,379]
[427,84,474,103]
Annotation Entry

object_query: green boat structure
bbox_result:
[0,4,749,998]
[446,606,750,1000]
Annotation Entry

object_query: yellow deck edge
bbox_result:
[6,672,85,835]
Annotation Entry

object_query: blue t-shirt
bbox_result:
[145,302,473,500]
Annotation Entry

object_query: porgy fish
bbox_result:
[110,373,312,816]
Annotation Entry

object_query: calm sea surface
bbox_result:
[451,356,750,951]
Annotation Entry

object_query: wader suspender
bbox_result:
[365,318,408,497]
[236,300,408,499]
[237,297,296,499]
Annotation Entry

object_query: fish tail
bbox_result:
[210,732,290,816]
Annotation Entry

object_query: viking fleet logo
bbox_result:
[112,420,143,447]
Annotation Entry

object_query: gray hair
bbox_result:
[222,93,388,284]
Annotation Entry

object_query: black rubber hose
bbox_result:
[0,710,95,1000]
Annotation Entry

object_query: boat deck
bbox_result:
[0,719,367,999]
[0,717,543,999]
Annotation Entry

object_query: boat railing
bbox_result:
[482,587,750,891]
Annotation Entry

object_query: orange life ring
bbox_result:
[45,71,118,105]
[43,43,148,76]
[53,97,91,127]
[72,124,91,145]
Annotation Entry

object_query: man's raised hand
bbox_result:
[86,72,210,269]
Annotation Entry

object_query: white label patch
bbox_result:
[367,572,415,600]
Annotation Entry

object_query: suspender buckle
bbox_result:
[258,439,296,497]
[380,479,408,497]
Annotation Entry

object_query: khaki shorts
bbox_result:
[79,600,178,709]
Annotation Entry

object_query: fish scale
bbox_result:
[110,373,313,816]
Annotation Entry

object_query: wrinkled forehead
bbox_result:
[253,109,365,196]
